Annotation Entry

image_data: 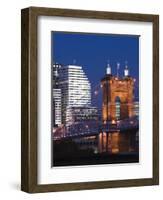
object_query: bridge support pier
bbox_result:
[98,132,110,153]
[106,132,108,152]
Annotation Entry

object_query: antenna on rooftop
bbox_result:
[73,59,76,65]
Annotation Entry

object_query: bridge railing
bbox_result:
[53,117,139,140]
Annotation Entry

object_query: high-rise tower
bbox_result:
[58,65,91,124]
[53,63,62,126]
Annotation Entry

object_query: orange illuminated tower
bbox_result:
[101,62,135,122]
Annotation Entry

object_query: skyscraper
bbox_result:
[58,65,92,124]
[134,101,139,117]
[53,64,62,126]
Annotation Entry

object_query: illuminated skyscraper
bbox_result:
[58,65,92,124]
[53,89,62,125]
[134,101,139,117]
[53,64,62,126]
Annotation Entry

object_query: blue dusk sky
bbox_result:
[52,32,139,108]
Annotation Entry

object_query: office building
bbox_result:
[66,106,99,124]
[58,65,91,124]
[134,101,139,117]
[53,63,62,126]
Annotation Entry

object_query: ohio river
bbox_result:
[53,129,139,167]
[74,130,139,155]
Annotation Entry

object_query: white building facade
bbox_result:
[58,65,92,124]
[53,88,62,125]
[53,64,62,126]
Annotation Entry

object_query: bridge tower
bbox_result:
[101,62,135,122]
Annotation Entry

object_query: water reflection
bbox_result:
[74,130,139,155]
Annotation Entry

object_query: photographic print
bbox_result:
[52,32,139,167]
[21,7,159,193]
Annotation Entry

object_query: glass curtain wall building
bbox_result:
[58,65,92,124]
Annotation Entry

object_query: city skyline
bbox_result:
[52,32,139,108]
[53,63,138,126]
[52,32,139,167]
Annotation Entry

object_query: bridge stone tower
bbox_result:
[101,63,135,122]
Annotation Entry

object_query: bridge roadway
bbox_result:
[53,120,139,140]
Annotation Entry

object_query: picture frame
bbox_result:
[21,7,159,193]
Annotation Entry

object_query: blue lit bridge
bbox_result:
[53,117,139,140]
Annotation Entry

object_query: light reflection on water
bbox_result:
[75,131,139,154]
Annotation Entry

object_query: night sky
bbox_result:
[52,32,139,108]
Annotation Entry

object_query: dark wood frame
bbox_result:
[21,6,159,193]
